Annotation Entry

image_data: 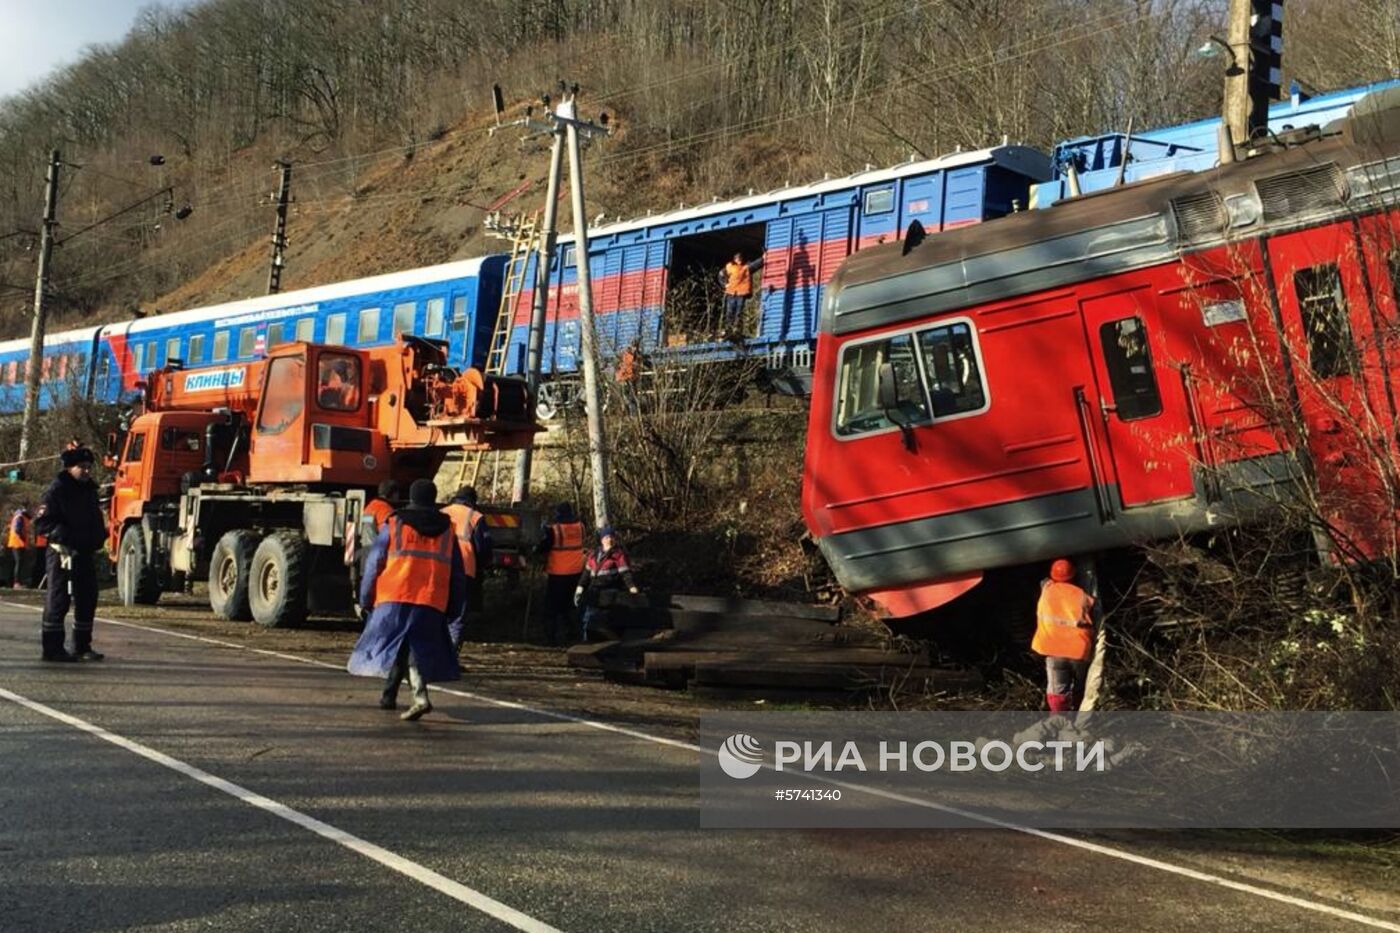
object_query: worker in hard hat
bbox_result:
[349,479,465,721]
[1031,558,1094,713]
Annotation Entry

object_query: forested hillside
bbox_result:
[0,0,1396,338]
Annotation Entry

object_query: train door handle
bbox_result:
[1100,400,1118,418]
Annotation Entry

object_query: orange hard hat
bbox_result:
[1050,559,1075,582]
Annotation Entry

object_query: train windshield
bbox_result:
[834,333,928,436]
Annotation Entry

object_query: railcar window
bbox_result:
[917,322,987,417]
[95,354,108,389]
[426,298,446,336]
[266,322,284,347]
[1098,317,1162,421]
[834,333,929,437]
[188,334,205,364]
[296,317,315,342]
[393,301,416,337]
[326,313,347,346]
[56,355,67,379]
[1388,249,1400,305]
[257,356,306,434]
[357,307,380,344]
[562,246,577,269]
[131,344,144,374]
[213,331,230,362]
[5,360,15,384]
[864,188,894,215]
[453,296,467,323]
[237,328,257,358]
[1294,263,1356,379]
[147,342,158,368]
[166,337,181,364]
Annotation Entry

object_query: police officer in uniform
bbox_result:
[35,447,106,662]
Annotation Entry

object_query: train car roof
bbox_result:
[823,87,1400,337]
[554,145,1054,246]
[108,254,497,337]
[0,325,101,355]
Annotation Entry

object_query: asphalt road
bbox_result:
[1,602,1397,933]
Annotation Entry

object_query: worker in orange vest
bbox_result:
[30,504,48,587]
[441,485,491,648]
[719,251,764,329]
[348,479,466,720]
[1031,558,1095,713]
[7,505,32,589]
[360,480,399,544]
[537,501,586,645]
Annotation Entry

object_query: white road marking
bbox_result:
[0,682,562,933]
[4,602,1398,930]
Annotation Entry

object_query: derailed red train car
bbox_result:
[803,88,1400,617]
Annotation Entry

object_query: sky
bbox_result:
[0,0,192,100]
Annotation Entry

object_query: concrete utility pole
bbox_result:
[1223,0,1285,151]
[18,150,61,465]
[559,92,613,531]
[493,86,610,516]
[511,128,565,504]
[267,160,292,295]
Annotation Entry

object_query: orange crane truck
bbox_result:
[106,336,538,627]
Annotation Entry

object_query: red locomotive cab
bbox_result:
[803,87,1400,617]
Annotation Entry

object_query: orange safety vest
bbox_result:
[7,512,30,549]
[442,502,484,578]
[373,516,454,612]
[1031,581,1094,661]
[545,521,585,576]
[363,498,394,533]
[724,260,753,297]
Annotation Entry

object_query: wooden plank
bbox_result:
[597,590,840,623]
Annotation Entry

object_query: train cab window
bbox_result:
[166,337,181,364]
[1099,317,1163,420]
[212,330,230,362]
[237,327,257,358]
[393,301,416,337]
[317,354,361,411]
[257,356,306,435]
[326,313,347,345]
[426,298,446,336]
[188,334,206,364]
[1294,263,1356,378]
[834,333,929,437]
[357,307,380,344]
[296,317,315,342]
[124,431,146,464]
[918,322,987,417]
[266,322,284,348]
[864,187,894,215]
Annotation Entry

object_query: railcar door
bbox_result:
[1265,221,1397,559]
[1080,290,1195,508]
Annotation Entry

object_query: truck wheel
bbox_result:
[117,525,161,607]
[209,530,258,621]
[250,531,309,628]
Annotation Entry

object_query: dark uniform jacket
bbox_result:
[35,471,106,554]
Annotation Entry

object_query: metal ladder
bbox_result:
[457,212,539,497]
